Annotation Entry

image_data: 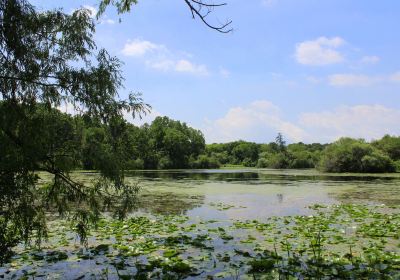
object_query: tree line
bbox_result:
[10,104,398,174]
[206,133,400,173]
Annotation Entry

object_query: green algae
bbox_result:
[2,204,400,279]
[5,169,399,279]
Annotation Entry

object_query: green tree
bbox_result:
[231,142,259,166]
[275,133,287,153]
[318,138,395,173]
[372,135,400,161]
[0,0,148,263]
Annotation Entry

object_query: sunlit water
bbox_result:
[3,169,400,279]
[126,169,400,220]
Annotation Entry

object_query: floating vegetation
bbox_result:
[208,202,247,211]
[1,204,399,279]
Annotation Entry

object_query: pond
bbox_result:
[131,169,400,218]
[2,169,400,279]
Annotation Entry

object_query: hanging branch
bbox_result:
[183,0,232,33]
[97,0,233,33]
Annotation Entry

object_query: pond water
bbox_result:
[2,169,400,279]
[128,169,400,220]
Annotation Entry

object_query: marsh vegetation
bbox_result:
[2,170,400,279]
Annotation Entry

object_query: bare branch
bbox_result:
[183,0,232,33]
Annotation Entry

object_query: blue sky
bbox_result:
[33,0,400,143]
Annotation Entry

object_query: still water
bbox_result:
[3,169,399,279]
[127,169,400,220]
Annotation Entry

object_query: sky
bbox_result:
[32,0,400,143]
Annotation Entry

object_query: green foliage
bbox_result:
[319,138,396,173]
[0,0,147,263]
[211,135,325,169]
[372,135,400,161]
[4,203,400,278]
[146,116,206,169]
[257,152,290,169]
[190,155,221,169]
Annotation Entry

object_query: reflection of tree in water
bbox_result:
[277,193,283,203]
[128,170,260,182]
[330,183,400,206]
[138,191,205,215]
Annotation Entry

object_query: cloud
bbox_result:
[219,67,230,78]
[145,59,209,76]
[203,101,308,143]
[72,5,115,24]
[82,5,97,18]
[203,101,400,144]
[123,108,162,126]
[389,72,400,82]
[328,71,400,87]
[261,0,277,8]
[101,19,115,24]
[306,76,321,84]
[328,74,382,87]
[360,55,380,64]
[122,38,209,76]
[122,39,164,57]
[175,60,208,75]
[295,37,345,66]
[299,105,400,142]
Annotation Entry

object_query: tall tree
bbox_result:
[0,0,148,263]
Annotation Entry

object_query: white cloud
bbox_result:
[328,71,400,87]
[146,59,175,71]
[72,5,115,24]
[295,36,345,66]
[299,105,400,142]
[203,101,400,144]
[122,38,210,76]
[101,18,115,24]
[145,59,209,76]
[122,39,164,57]
[306,76,321,84]
[82,5,97,18]
[57,102,80,116]
[219,67,230,78]
[175,60,208,75]
[328,74,382,87]
[389,72,400,82]
[203,101,308,143]
[360,55,380,64]
[123,108,162,126]
[261,0,277,8]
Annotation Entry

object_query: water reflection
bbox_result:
[128,169,399,183]
[277,193,283,203]
[126,169,400,219]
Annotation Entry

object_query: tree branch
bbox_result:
[183,0,232,33]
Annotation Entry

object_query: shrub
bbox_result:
[319,138,395,173]
[190,155,221,169]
